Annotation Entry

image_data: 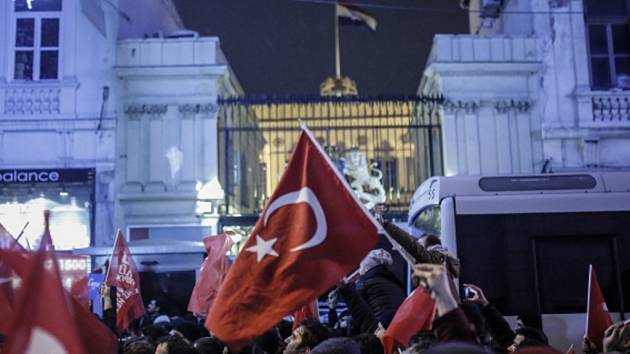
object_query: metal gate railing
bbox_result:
[218,95,443,216]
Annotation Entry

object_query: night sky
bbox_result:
[174,0,468,96]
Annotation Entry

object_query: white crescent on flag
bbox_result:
[263,187,327,252]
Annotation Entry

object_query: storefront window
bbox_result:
[0,168,94,250]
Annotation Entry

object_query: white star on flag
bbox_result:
[245,235,279,262]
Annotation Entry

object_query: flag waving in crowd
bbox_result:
[292,300,320,331]
[3,211,86,354]
[206,126,380,351]
[0,218,117,354]
[585,264,613,352]
[105,230,145,333]
[188,233,234,316]
[0,224,26,335]
[381,289,436,354]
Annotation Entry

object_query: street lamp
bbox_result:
[195,178,225,230]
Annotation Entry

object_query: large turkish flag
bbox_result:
[206,128,379,351]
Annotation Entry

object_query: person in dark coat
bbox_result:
[334,249,405,335]
[357,248,407,324]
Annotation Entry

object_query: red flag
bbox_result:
[381,289,436,354]
[3,212,87,354]
[0,223,28,335]
[206,128,379,351]
[585,264,613,352]
[105,230,145,333]
[292,300,320,331]
[188,233,234,316]
[0,225,117,353]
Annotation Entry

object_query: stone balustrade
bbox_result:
[590,93,630,124]
[4,85,61,115]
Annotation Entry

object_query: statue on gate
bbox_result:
[341,148,386,210]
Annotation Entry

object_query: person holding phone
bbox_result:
[463,284,516,352]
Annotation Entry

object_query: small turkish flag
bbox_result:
[0,223,27,335]
[292,300,320,331]
[188,233,234,316]
[206,128,379,351]
[3,212,87,354]
[105,230,145,333]
[381,289,436,354]
[585,264,613,352]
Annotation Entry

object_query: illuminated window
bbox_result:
[13,0,61,80]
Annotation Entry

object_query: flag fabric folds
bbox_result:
[206,127,380,351]
[381,289,436,354]
[105,230,145,333]
[337,2,377,31]
[188,233,234,316]
[0,224,27,335]
[585,264,613,352]
[3,216,87,354]
[0,220,118,354]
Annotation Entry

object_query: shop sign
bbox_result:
[0,168,94,184]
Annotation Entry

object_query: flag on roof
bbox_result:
[337,2,377,31]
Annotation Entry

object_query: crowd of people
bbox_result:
[97,218,629,354]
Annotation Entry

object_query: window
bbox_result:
[585,0,630,89]
[13,0,62,80]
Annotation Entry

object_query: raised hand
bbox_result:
[463,283,489,307]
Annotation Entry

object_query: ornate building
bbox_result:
[0,0,242,256]
[420,0,630,176]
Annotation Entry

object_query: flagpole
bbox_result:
[585,264,592,336]
[334,1,341,78]
[104,230,120,283]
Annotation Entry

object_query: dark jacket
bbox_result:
[482,303,516,351]
[358,264,406,322]
[433,307,477,343]
[337,283,378,336]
